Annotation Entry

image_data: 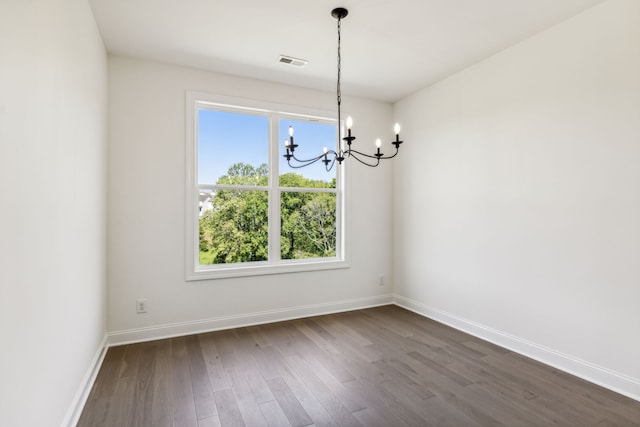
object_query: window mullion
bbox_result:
[269,113,281,262]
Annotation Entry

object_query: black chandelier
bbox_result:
[283,7,403,171]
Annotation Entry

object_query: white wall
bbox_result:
[394,0,640,399]
[107,56,394,340]
[0,0,108,425]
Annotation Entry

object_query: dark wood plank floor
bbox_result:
[78,306,640,426]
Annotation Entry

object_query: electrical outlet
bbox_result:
[136,298,147,314]
[378,274,385,286]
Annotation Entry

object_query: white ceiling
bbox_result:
[89,0,603,103]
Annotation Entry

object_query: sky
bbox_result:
[198,109,338,185]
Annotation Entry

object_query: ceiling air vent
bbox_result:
[278,55,308,68]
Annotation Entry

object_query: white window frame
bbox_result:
[186,91,350,280]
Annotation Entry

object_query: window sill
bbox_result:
[186,258,349,281]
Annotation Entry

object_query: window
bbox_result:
[186,92,347,280]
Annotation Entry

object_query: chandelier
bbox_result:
[283,7,403,171]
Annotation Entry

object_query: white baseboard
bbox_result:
[60,334,108,427]
[393,294,640,402]
[107,294,394,347]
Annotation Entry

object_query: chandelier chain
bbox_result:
[337,18,342,107]
[337,17,342,137]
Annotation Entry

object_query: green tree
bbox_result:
[279,172,336,259]
[199,163,268,264]
[199,163,336,264]
[280,191,336,259]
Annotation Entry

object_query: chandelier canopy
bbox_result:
[283,7,404,171]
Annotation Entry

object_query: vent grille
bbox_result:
[278,55,308,68]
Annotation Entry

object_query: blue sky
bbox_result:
[198,109,337,184]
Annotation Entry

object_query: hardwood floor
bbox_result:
[78,306,640,426]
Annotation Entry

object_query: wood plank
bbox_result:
[408,350,474,386]
[132,340,159,426]
[265,376,313,427]
[341,377,427,426]
[87,345,127,399]
[371,359,435,400]
[226,370,269,427]
[198,415,222,427]
[186,335,217,420]
[274,361,339,427]
[293,319,341,355]
[259,400,292,427]
[214,388,245,427]
[119,343,142,379]
[150,339,174,427]
[199,332,233,392]
[171,336,198,427]
[249,345,287,381]
[113,376,138,426]
[284,354,362,427]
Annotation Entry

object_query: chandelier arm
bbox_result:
[286,157,324,169]
[287,149,340,170]
[290,149,339,164]
[347,152,381,167]
[345,148,385,160]
[288,153,325,168]
[375,146,400,160]
[345,148,376,159]
[379,150,400,160]
[291,153,324,163]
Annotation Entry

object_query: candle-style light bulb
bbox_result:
[284,139,290,148]
[346,116,353,129]
[375,138,382,148]
[322,146,329,164]
[288,126,294,137]
[394,123,400,135]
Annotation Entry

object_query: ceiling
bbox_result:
[89,0,603,103]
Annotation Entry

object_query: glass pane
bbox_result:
[198,109,269,186]
[280,119,337,188]
[199,189,268,264]
[281,191,336,259]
